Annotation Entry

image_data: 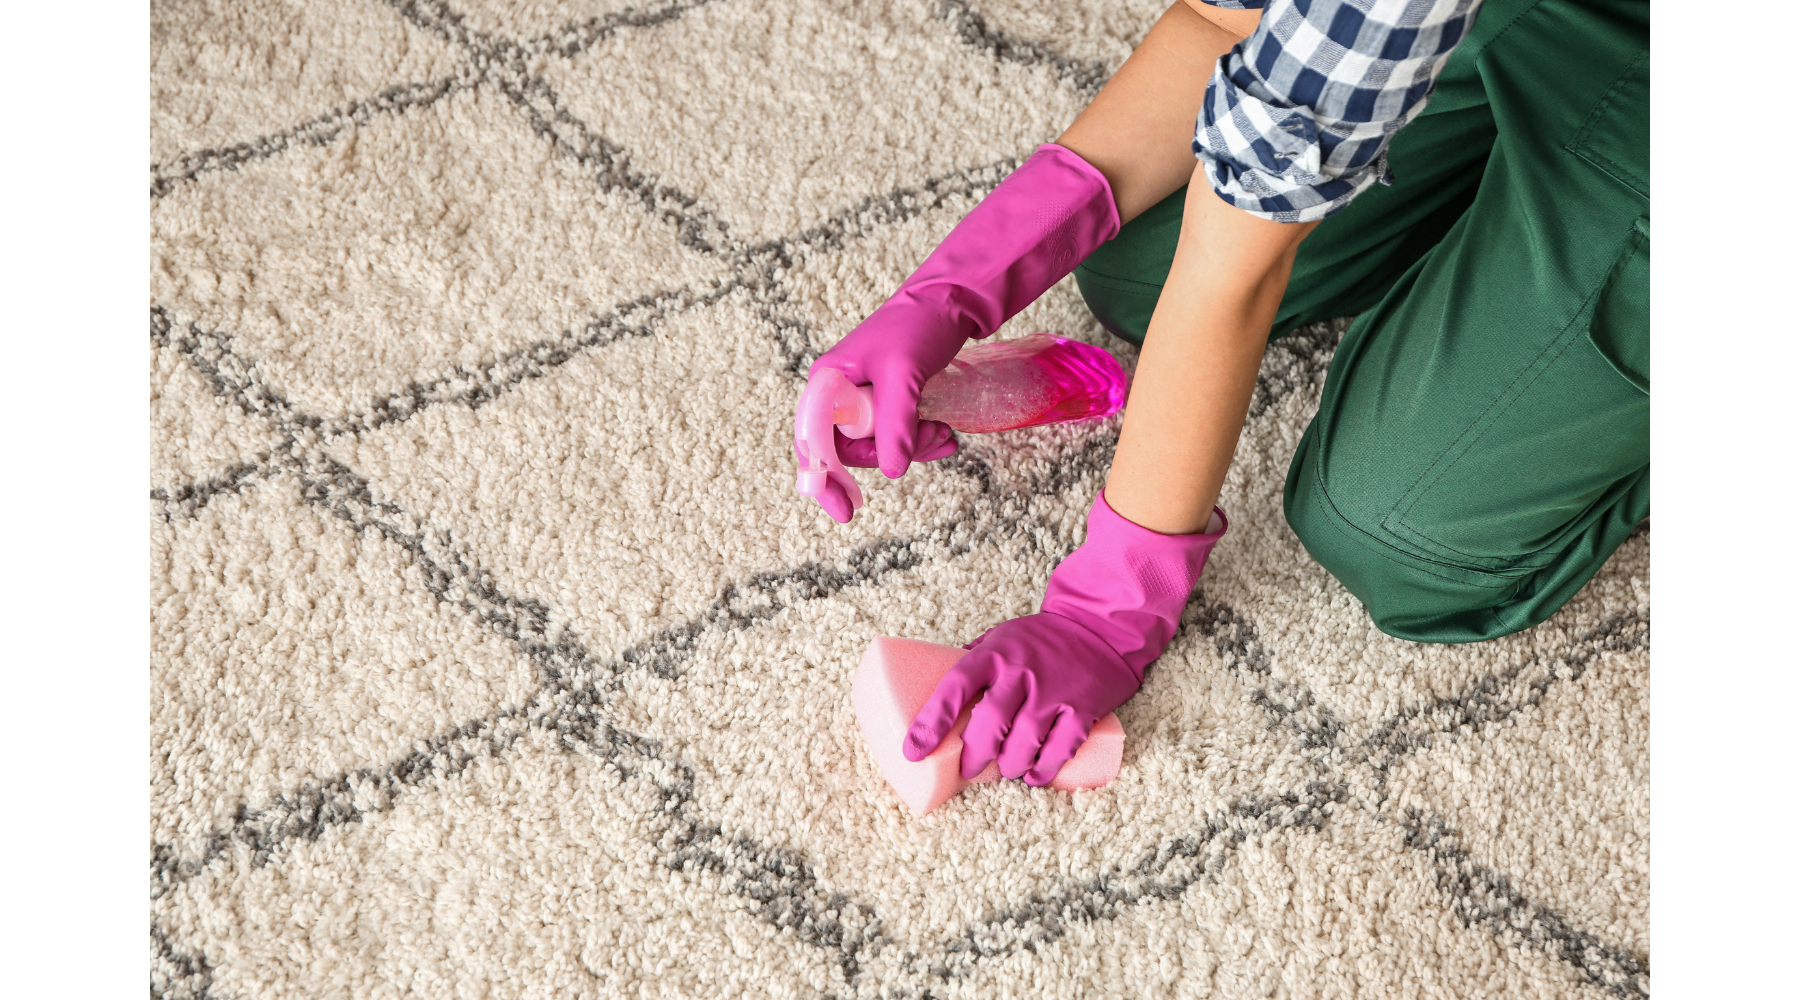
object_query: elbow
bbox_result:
[1178,0,1262,42]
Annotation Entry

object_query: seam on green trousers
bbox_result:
[1382,256,1622,571]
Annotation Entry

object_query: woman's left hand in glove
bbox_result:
[903,490,1228,785]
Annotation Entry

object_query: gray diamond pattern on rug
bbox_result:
[150,2,1650,997]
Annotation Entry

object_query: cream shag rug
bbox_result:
[150,2,1650,996]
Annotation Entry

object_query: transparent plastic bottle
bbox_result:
[798,333,1128,504]
[913,332,1127,433]
[829,332,1127,437]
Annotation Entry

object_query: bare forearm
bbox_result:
[1056,2,1260,224]
[1105,174,1318,535]
[1060,3,1303,535]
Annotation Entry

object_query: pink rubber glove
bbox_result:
[829,424,957,471]
[903,491,1228,785]
[803,143,1120,522]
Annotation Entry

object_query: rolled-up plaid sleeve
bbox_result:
[1192,0,1486,223]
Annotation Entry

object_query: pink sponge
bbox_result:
[852,637,1124,816]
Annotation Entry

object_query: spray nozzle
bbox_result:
[794,368,875,508]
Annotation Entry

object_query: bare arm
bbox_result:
[1056,2,1262,223]
[1061,3,1315,535]
[1106,182,1318,534]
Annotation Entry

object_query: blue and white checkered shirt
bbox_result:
[1195,0,1486,222]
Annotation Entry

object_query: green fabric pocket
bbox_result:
[1587,216,1649,393]
[1567,46,1649,199]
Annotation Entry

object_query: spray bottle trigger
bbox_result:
[793,368,865,511]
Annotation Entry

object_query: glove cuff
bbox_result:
[1040,489,1229,677]
[892,143,1121,340]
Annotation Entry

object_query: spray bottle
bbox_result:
[795,333,1129,510]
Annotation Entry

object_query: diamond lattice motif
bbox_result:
[150,3,1649,998]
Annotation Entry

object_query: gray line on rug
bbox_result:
[1356,613,1653,994]
[523,0,732,58]
[148,458,278,523]
[151,922,217,1000]
[1402,809,1650,998]
[1187,596,1350,752]
[384,0,723,65]
[380,0,511,57]
[1195,600,1651,990]
[1361,610,1650,789]
[654,766,890,986]
[1251,320,1349,419]
[938,0,1116,94]
[150,307,310,429]
[891,780,1351,993]
[149,72,477,198]
[894,768,1645,1000]
[500,69,745,255]
[149,306,314,518]
[384,0,763,259]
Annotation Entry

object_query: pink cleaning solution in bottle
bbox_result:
[795,333,1127,506]
[913,332,1128,433]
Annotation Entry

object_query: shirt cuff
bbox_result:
[1191,72,1393,224]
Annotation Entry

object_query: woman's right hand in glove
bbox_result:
[800,143,1120,523]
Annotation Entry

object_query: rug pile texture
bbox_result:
[150,2,1650,996]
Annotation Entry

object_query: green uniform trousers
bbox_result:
[1073,0,1649,642]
